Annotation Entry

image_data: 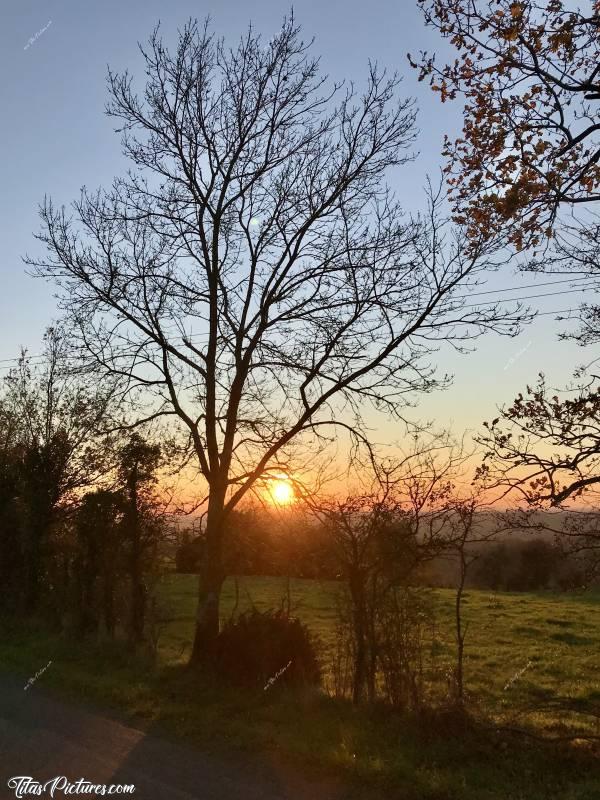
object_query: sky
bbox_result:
[0,0,591,445]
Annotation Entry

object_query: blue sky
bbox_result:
[0,0,589,438]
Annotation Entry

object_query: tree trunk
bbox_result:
[455,547,467,704]
[128,468,146,645]
[76,543,99,637]
[366,577,378,703]
[129,520,145,643]
[130,572,146,642]
[353,635,367,704]
[103,576,116,638]
[22,521,45,614]
[23,548,40,614]
[349,570,368,704]
[189,492,226,667]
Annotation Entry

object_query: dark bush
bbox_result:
[214,608,321,689]
[175,531,203,574]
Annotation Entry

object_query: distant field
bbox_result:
[158,574,600,731]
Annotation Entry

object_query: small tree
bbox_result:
[446,496,499,705]
[74,489,125,637]
[118,433,162,644]
[318,492,411,703]
[0,329,113,613]
[450,500,474,706]
[311,435,470,704]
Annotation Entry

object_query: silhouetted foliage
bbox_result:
[478,375,600,507]
[119,434,162,644]
[74,490,125,637]
[214,608,321,689]
[0,330,113,614]
[175,508,338,580]
[470,537,585,592]
[413,0,600,249]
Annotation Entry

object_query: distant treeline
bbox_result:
[175,509,340,581]
[430,538,594,592]
[174,510,596,593]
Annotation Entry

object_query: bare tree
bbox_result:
[445,495,500,705]
[28,17,525,663]
[313,490,406,704]
[307,434,471,704]
[451,500,475,706]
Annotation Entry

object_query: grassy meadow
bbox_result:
[158,575,600,731]
[1,575,599,799]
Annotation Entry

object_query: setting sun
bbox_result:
[269,478,294,505]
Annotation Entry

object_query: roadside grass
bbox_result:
[1,576,599,799]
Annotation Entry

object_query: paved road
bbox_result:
[0,674,364,800]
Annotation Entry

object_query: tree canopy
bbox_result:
[412,0,600,249]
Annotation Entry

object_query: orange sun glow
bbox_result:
[269,478,295,505]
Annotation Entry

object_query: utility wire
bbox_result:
[0,284,594,370]
[466,275,594,297]
[0,306,584,371]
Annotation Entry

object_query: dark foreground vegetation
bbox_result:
[1,577,599,800]
[1,293,599,800]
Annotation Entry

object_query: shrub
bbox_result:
[330,590,355,699]
[214,608,321,689]
[330,582,436,707]
[377,587,436,711]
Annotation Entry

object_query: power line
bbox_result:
[467,276,594,297]
[533,307,579,317]
[459,286,592,310]
[0,307,583,372]
[0,288,590,368]
[0,283,593,371]
[1,276,595,363]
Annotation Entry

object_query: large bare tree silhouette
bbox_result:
[28,17,523,664]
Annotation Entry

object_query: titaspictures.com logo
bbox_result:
[7,777,135,797]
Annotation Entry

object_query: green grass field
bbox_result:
[157,574,600,731]
[1,575,599,799]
